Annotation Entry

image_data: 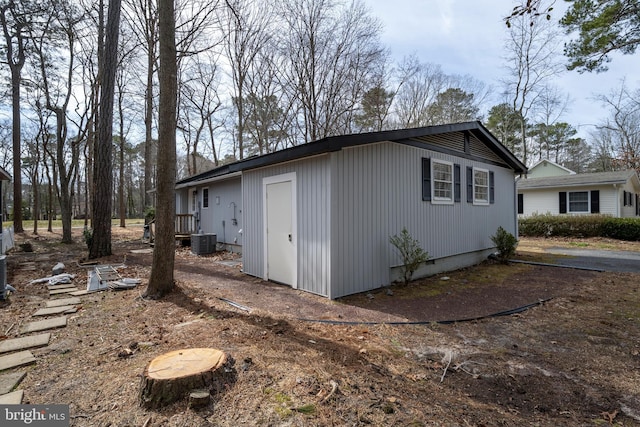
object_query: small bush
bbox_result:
[83,228,93,249]
[490,226,518,263]
[144,206,156,223]
[390,227,429,285]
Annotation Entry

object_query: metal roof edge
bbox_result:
[176,122,527,183]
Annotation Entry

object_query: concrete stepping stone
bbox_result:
[46,297,81,308]
[0,350,36,372]
[20,316,67,334]
[49,287,79,295]
[33,306,77,317]
[0,389,24,404]
[0,333,50,354]
[0,371,26,394]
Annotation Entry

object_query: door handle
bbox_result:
[288,234,292,242]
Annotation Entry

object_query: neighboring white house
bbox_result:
[517,167,640,218]
[177,122,527,299]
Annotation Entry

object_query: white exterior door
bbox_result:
[264,174,296,287]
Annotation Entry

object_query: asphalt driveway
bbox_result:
[542,247,640,273]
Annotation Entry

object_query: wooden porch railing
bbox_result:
[175,214,195,238]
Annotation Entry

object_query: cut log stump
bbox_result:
[139,348,234,409]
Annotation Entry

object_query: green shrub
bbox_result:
[390,227,429,285]
[518,214,640,241]
[83,227,93,249]
[490,226,518,263]
[601,217,640,241]
[144,206,156,223]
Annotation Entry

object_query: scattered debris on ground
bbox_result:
[0,229,638,426]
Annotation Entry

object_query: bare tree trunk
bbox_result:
[0,3,26,233]
[143,0,156,210]
[90,0,121,258]
[10,69,23,232]
[118,78,126,228]
[145,0,176,299]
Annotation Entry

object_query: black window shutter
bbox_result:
[559,192,567,213]
[517,193,523,214]
[454,164,461,202]
[489,171,495,204]
[466,166,473,203]
[591,190,600,213]
[422,158,431,201]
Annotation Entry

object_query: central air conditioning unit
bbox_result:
[191,233,217,255]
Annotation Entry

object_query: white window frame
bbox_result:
[431,159,454,204]
[568,191,589,213]
[202,187,209,209]
[190,189,197,212]
[473,168,490,205]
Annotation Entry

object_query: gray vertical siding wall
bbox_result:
[242,155,332,297]
[198,177,243,246]
[330,141,516,298]
[242,138,517,299]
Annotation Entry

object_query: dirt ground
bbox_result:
[1,228,639,426]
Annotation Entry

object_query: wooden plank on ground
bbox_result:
[49,287,79,295]
[0,333,50,354]
[19,317,67,334]
[0,371,26,394]
[0,351,36,372]
[47,283,76,290]
[46,297,81,308]
[0,389,24,404]
[68,290,96,296]
[33,306,77,317]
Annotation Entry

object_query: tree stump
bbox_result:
[139,348,233,409]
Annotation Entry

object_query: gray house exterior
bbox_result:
[176,122,526,299]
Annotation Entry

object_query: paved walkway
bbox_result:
[543,247,640,273]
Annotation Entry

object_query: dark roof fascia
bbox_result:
[176,164,234,186]
[467,126,527,174]
[177,121,526,183]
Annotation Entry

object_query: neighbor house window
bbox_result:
[473,168,489,205]
[202,188,209,208]
[432,160,454,203]
[559,190,599,214]
[568,191,589,213]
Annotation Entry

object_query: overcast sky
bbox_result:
[366,0,640,140]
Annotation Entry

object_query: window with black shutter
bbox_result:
[559,192,567,213]
[421,158,431,201]
[517,194,523,214]
[590,190,600,213]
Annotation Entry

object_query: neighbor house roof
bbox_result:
[0,166,11,181]
[518,170,640,190]
[527,159,575,175]
[176,121,527,188]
